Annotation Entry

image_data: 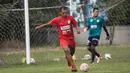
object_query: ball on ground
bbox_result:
[80,63,89,72]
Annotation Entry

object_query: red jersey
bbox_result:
[49,15,77,39]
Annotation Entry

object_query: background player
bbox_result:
[84,8,110,64]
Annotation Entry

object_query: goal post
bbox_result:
[24,0,30,64]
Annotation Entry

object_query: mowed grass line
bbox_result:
[0,46,130,73]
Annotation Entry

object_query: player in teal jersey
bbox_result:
[84,8,110,64]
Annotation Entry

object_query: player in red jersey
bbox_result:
[35,6,80,72]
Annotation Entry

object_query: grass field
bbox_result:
[0,45,130,73]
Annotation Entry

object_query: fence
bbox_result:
[0,0,129,65]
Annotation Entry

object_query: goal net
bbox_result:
[0,0,129,65]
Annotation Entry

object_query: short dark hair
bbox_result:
[59,6,68,12]
[93,8,99,12]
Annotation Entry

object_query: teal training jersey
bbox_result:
[87,17,105,37]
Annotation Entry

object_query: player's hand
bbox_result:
[106,35,110,40]
[35,26,40,30]
[35,24,45,30]
[84,27,87,32]
[77,30,80,34]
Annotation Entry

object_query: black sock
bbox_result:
[95,50,100,57]
[88,48,92,52]
[69,46,75,56]
[91,49,100,62]
[91,49,95,62]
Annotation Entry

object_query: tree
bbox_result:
[0,0,13,4]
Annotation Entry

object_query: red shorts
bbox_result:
[60,38,75,49]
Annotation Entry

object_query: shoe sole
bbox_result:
[71,70,78,72]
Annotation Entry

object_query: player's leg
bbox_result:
[92,39,102,63]
[69,45,75,56]
[60,39,77,72]
[92,37,101,58]
[87,37,92,52]
[87,37,94,63]
[90,37,99,63]
[68,40,76,56]
[91,45,96,63]
[60,39,71,67]
[66,40,76,66]
[63,46,73,65]
[91,37,102,63]
[69,43,77,62]
[88,46,92,52]
[62,46,77,72]
[66,46,75,67]
[65,45,75,67]
[68,40,77,72]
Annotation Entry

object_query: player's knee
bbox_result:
[87,41,91,47]
[91,45,95,49]
[91,48,95,54]
[87,48,92,52]
[87,45,91,49]
[63,46,70,53]
[92,40,98,46]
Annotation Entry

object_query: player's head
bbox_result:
[60,6,68,17]
[93,8,99,17]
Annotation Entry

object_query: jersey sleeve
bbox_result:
[101,17,106,26]
[71,16,77,25]
[87,18,90,27]
[48,18,58,26]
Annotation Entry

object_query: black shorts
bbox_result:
[87,36,100,46]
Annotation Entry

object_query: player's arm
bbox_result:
[35,18,58,30]
[73,22,80,34]
[35,23,51,30]
[102,24,110,40]
[75,23,80,34]
[71,16,80,34]
[101,18,110,40]
[84,18,90,32]
[84,26,90,32]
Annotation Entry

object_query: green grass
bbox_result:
[0,45,130,73]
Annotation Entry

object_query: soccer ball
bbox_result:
[84,54,91,60]
[53,58,60,61]
[30,58,35,63]
[21,58,35,64]
[105,53,111,59]
[80,63,89,72]
[82,54,91,60]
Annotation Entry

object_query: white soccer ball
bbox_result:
[105,53,111,59]
[80,63,89,72]
[30,58,36,63]
[53,58,60,61]
[21,58,35,64]
[84,54,91,60]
